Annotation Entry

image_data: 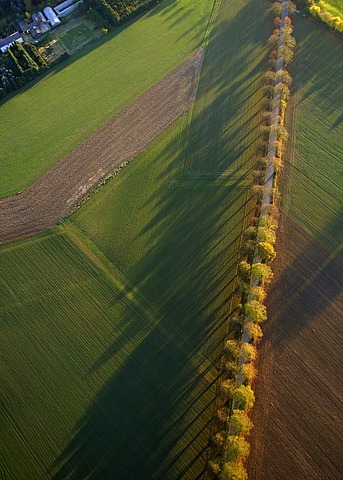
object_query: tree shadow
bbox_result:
[50,1,272,478]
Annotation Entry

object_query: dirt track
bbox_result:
[247,213,343,479]
[0,50,203,244]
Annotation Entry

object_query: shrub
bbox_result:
[225,435,250,462]
[207,459,222,477]
[241,343,257,362]
[224,361,239,377]
[264,71,276,84]
[216,407,229,425]
[258,241,276,263]
[281,33,296,49]
[243,226,257,241]
[256,156,268,169]
[272,2,282,15]
[230,409,253,436]
[234,385,255,411]
[210,432,226,451]
[222,461,248,480]
[224,340,240,361]
[244,322,263,342]
[240,363,256,383]
[250,285,267,303]
[257,226,276,245]
[237,261,251,282]
[279,45,294,64]
[274,83,291,101]
[245,300,267,323]
[221,379,236,400]
[272,155,283,173]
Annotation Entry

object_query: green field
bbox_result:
[319,0,343,19]
[0,0,214,198]
[286,15,343,258]
[0,0,272,477]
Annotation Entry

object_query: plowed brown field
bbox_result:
[247,212,343,479]
[0,50,203,244]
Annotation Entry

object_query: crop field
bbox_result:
[0,0,272,478]
[285,15,343,259]
[248,14,343,480]
[0,0,214,198]
[319,0,343,19]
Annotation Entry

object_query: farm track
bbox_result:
[247,212,343,479]
[0,50,203,244]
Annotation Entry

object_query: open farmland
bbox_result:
[319,0,343,19]
[0,0,214,198]
[0,0,272,478]
[248,14,343,480]
[0,52,203,244]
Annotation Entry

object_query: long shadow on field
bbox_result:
[267,207,343,349]
[291,16,343,115]
[50,1,272,479]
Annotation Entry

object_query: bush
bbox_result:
[207,460,222,477]
[230,409,253,435]
[210,432,226,452]
[258,241,276,263]
[221,379,236,400]
[257,226,276,245]
[224,361,239,377]
[250,285,266,303]
[240,363,256,383]
[237,261,251,282]
[222,461,248,480]
[234,385,255,411]
[241,343,257,362]
[224,340,240,360]
[245,300,267,323]
[244,322,263,342]
[225,435,250,462]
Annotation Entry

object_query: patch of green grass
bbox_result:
[0,0,214,198]
[319,0,343,19]
[59,22,94,51]
[0,228,217,479]
[0,0,272,477]
[286,16,343,257]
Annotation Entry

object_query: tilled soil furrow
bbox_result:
[0,50,204,244]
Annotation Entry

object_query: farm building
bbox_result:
[55,0,84,18]
[19,12,51,38]
[43,7,61,27]
[0,32,24,53]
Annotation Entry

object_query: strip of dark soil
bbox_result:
[247,212,343,479]
[0,50,203,244]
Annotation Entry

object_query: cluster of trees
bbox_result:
[0,40,47,98]
[86,0,163,27]
[308,0,343,33]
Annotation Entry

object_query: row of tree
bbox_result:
[308,0,343,33]
[86,0,163,27]
[0,40,47,98]
[206,4,297,479]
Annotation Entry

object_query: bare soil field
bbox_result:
[247,212,343,479]
[0,50,203,244]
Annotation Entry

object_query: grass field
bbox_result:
[319,0,343,19]
[0,0,272,477]
[0,0,214,198]
[286,15,343,258]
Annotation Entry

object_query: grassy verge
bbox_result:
[0,0,214,198]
